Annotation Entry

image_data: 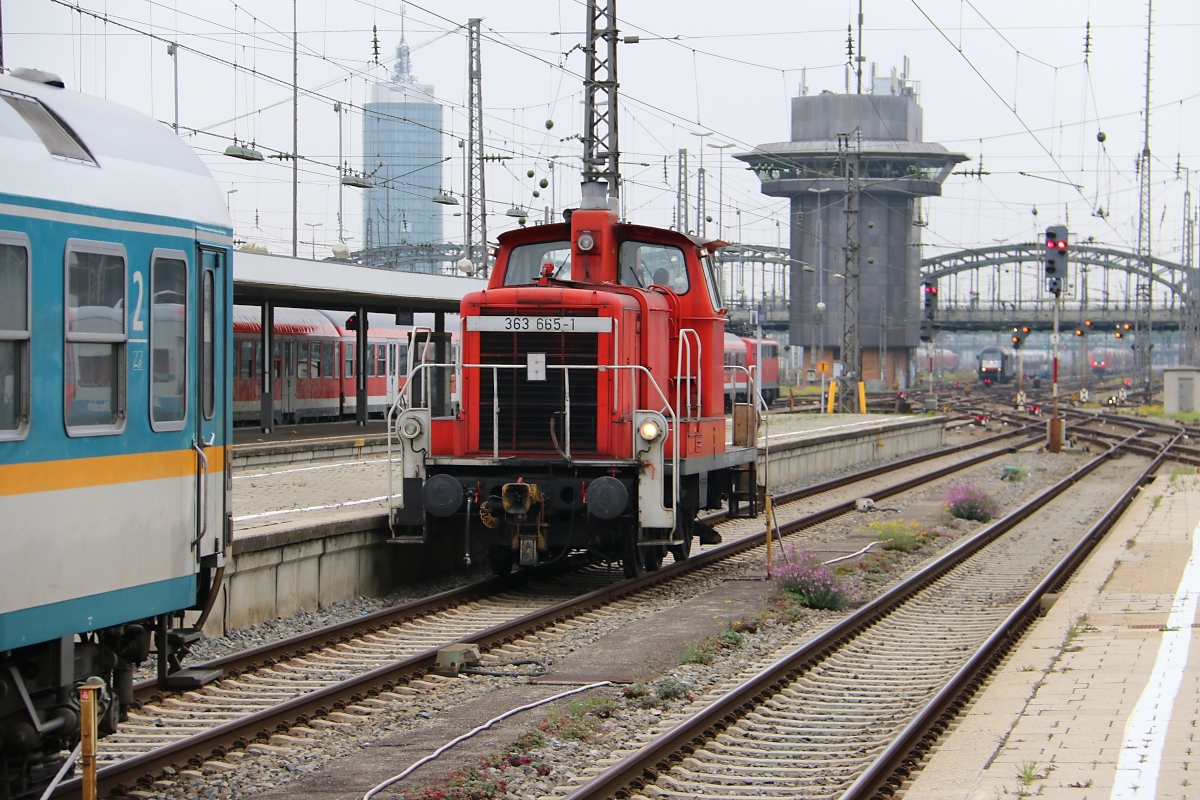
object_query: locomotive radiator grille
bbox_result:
[477,330,599,454]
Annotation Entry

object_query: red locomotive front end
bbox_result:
[389,189,758,576]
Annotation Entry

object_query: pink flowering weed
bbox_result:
[773,547,858,610]
[943,482,999,522]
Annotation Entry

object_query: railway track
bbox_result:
[561,425,1175,800]
[49,424,1048,798]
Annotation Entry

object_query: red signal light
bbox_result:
[1045,240,1056,249]
[1057,240,1067,251]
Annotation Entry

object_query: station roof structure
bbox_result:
[233,250,484,313]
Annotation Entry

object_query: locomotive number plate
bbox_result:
[468,316,613,333]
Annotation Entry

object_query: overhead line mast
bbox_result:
[582,0,621,206]
[466,19,488,275]
[1135,0,1153,401]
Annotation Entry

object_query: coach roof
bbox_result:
[0,72,229,231]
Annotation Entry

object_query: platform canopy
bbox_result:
[233,250,485,313]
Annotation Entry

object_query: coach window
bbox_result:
[323,342,334,380]
[344,346,354,378]
[65,241,126,434]
[618,242,689,293]
[366,343,376,377]
[239,341,254,380]
[297,341,310,379]
[149,251,188,430]
[201,270,214,419]
[0,234,30,439]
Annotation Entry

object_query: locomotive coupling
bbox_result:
[501,481,543,518]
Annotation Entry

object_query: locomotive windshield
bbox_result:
[503,240,571,285]
[618,241,688,293]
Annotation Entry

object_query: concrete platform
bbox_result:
[904,467,1200,799]
[206,413,945,636]
[232,420,390,468]
[757,413,944,486]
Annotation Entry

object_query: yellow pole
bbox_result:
[764,493,773,579]
[826,381,838,414]
[858,381,867,413]
[80,683,99,800]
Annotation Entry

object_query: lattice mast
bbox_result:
[466,19,488,274]
[1135,1,1153,396]
[1184,174,1200,364]
[838,130,862,410]
[582,0,620,205]
[676,150,689,231]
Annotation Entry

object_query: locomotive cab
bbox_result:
[388,187,757,577]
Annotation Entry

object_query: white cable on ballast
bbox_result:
[362,681,613,800]
[38,743,82,800]
[822,540,884,566]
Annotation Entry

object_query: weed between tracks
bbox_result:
[392,699,611,800]
[943,482,1000,522]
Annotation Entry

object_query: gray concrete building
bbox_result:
[738,69,966,387]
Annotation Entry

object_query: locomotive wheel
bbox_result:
[621,533,646,579]
[667,528,693,563]
[489,546,514,577]
[642,545,665,572]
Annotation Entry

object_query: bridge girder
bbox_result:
[919,243,1190,299]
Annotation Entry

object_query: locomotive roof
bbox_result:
[0,73,229,230]
[495,219,727,252]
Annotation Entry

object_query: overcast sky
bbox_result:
[5,0,1197,267]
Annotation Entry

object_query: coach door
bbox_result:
[281,339,295,418]
[385,341,400,408]
[195,247,227,562]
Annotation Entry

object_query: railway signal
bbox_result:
[920,281,937,343]
[1044,225,1068,296]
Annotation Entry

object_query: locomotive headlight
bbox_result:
[400,418,423,439]
[577,232,595,251]
[638,419,662,443]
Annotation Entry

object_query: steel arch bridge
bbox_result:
[920,243,1192,300]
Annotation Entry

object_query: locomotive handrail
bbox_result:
[387,360,680,529]
[407,326,433,409]
[676,328,702,422]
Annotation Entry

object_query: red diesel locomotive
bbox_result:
[389,185,759,577]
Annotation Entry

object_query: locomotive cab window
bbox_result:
[149,251,188,430]
[502,240,571,285]
[702,253,723,310]
[0,234,30,439]
[64,241,127,435]
[619,242,689,293]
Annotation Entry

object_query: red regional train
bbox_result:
[232,307,431,424]
[388,183,759,577]
[723,333,781,408]
[1089,347,1135,377]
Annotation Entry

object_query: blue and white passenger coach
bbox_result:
[0,69,231,786]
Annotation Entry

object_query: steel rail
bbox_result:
[841,430,1180,800]
[562,428,1146,800]
[63,423,1038,798]
[132,422,1036,703]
